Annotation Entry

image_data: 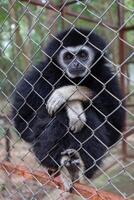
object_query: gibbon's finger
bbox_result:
[47,97,65,116]
[46,95,56,110]
[70,121,84,133]
[47,93,56,104]
[47,94,66,114]
[48,100,60,116]
[46,96,58,115]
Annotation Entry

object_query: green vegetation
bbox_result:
[0,0,134,99]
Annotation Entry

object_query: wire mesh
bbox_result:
[0,0,134,199]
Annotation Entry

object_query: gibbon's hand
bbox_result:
[46,89,66,116]
[46,85,91,116]
[67,101,86,133]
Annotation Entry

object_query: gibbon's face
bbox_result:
[58,45,95,78]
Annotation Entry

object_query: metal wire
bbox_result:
[0,0,134,199]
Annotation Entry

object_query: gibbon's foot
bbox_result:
[60,149,84,192]
[61,149,82,167]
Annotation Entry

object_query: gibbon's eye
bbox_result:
[78,50,88,60]
[63,52,74,62]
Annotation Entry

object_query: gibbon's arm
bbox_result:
[46,85,91,133]
[46,85,92,116]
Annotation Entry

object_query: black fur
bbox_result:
[12,28,125,178]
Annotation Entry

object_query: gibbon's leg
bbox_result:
[46,85,92,116]
[66,101,86,133]
[60,149,84,192]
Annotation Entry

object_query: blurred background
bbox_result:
[0,0,134,199]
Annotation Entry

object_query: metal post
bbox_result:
[117,0,127,160]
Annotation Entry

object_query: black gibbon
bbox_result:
[12,28,125,191]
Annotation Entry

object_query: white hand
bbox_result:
[67,101,86,133]
[46,90,66,116]
[69,112,86,133]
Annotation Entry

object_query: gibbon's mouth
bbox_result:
[67,68,88,78]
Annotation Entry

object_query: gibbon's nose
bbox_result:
[73,60,81,68]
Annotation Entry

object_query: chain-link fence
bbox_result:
[0,0,134,199]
